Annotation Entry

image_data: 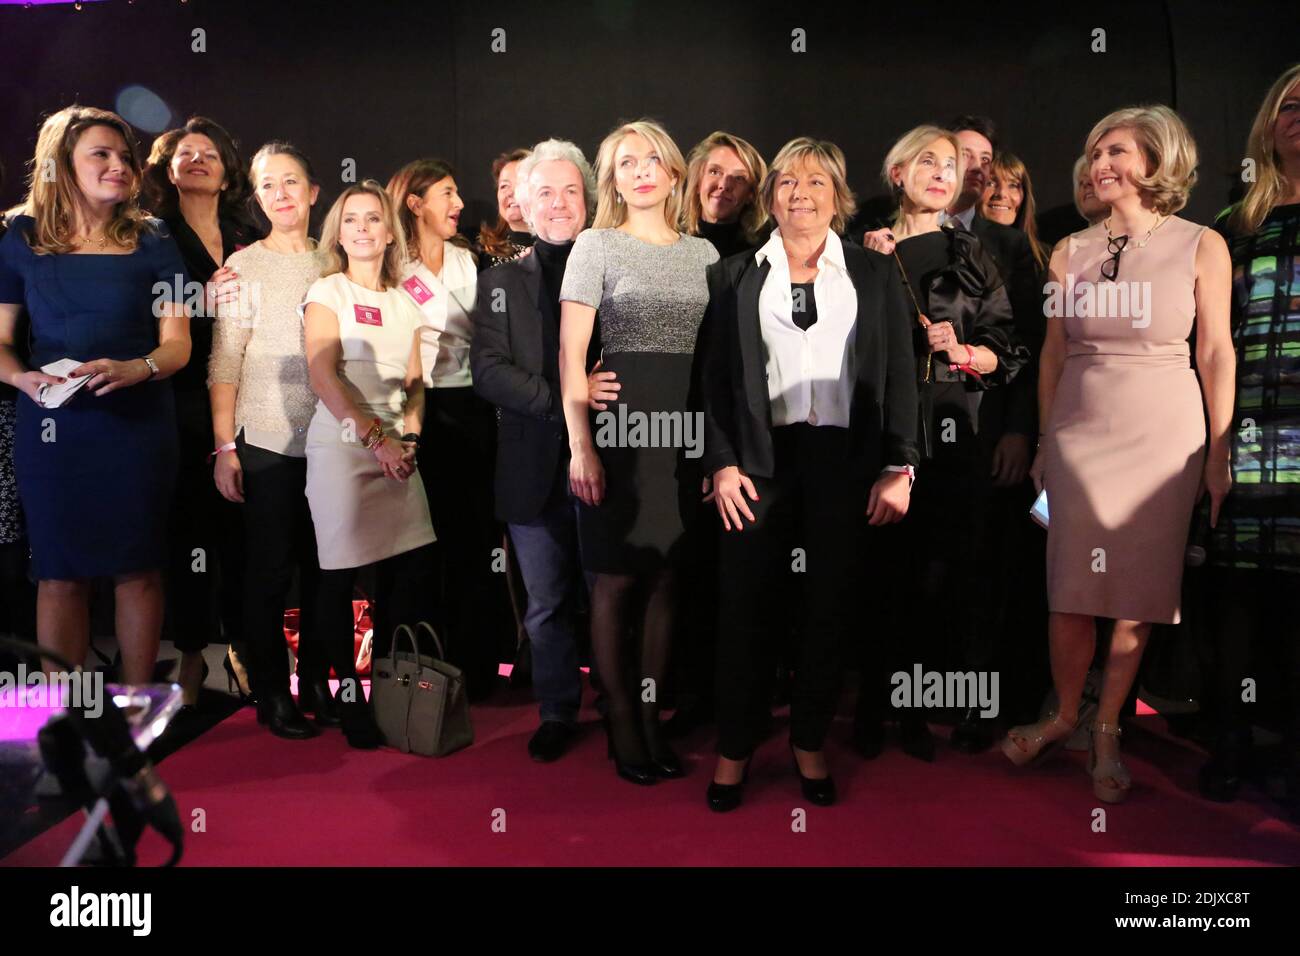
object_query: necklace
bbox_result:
[1105,212,1167,249]
[78,229,108,250]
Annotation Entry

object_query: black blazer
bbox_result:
[469,253,567,525]
[969,215,1044,440]
[694,235,920,483]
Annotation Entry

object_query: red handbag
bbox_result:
[283,597,374,677]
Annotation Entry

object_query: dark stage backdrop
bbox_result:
[0,0,1296,234]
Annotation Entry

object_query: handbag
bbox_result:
[371,622,474,757]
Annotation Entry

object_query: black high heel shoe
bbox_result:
[790,745,836,806]
[642,717,684,779]
[256,690,318,740]
[177,655,210,715]
[297,677,342,728]
[223,652,254,704]
[603,717,657,786]
[707,759,750,813]
[340,699,383,750]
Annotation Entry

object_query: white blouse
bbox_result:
[754,228,859,429]
[398,242,478,389]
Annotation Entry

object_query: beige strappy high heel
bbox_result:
[1089,721,1132,803]
[1000,712,1077,767]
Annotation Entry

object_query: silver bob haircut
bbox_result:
[513,138,597,229]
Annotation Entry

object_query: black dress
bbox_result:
[559,229,719,574]
[162,213,258,652]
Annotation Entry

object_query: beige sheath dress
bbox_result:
[302,272,436,570]
[1043,217,1207,624]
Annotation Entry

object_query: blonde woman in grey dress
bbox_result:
[560,120,719,786]
[303,180,436,748]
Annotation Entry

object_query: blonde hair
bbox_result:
[880,125,963,233]
[760,137,857,235]
[1083,104,1198,216]
[592,119,687,230]
[989,152,1047,271]
[318,180,408,289]
[1072,154,1090,218]
[1228,63,1300,235]
[23,105,151,255]
[680,131,768,243]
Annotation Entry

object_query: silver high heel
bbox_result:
[1000,712,1076,767]
[1089,721,1132,803]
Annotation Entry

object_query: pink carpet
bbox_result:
[5,683,1299,866]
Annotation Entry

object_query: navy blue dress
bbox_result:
[0,216,185,580]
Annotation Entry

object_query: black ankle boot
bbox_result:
[256,690,319,740]
[900,717,936,762]
[340,699,383,750]
[1198,730,1250,802]
[298,677,342,728]
[852,717,885,760]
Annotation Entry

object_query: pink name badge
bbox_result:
[402,274,435,305]
[354,304,383,327]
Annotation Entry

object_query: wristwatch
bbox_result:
[142,356,160,378]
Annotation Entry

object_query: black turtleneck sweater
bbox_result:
[697,218,750,259]
[534,237,574,391]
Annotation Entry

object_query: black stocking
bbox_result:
[589,572,647,764]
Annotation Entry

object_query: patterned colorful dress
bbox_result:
[1210,202,1300,574]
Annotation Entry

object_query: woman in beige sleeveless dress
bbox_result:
[1002,107,1236,803]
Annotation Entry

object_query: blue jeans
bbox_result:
[508,490,583,725]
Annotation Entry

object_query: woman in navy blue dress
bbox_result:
[0,106,191,684]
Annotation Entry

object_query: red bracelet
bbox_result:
[949,345,983,381]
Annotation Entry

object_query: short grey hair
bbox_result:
[513,138,597,229]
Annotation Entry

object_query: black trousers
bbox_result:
[315,544,438,683]
[418,385,510,695]
[715,424,864,759]
[165,389,245,653]
[237,436,322,696]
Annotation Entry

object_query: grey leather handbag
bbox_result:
[372,622,473,757]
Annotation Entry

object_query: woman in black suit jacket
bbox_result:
[696,138,919,812]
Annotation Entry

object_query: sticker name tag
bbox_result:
[402,274,435,305]
[354,304,383,326]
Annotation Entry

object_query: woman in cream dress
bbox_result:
[303,180,436,748]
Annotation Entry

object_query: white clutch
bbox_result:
[1029,489,1049,529]
[36,359,93,409]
